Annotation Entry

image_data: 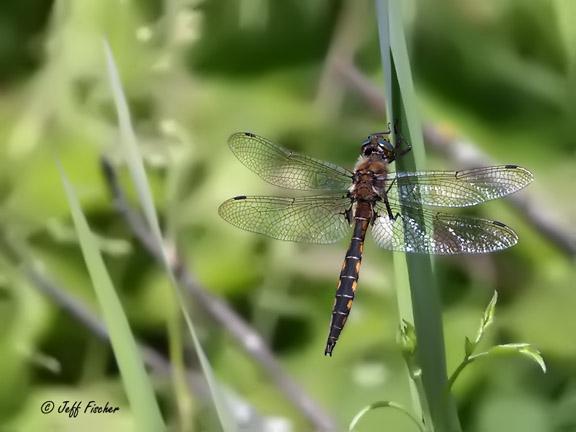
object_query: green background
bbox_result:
[0,0,574,431]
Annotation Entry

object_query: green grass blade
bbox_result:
[103,40,237,432]
[57,162,165,432]
[375,0,392,116]
[376,1,463,430]
[102,36,194,430]
[102,40,164,246]
[349,401,424,432]
[375,0,424,424]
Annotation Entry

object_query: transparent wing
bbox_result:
[229,132,353,191]
[218,194,352,244]
[371,200,518,254]
[387,165,533,207]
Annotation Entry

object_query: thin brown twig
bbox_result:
[100,157,337,432]
[20,261,276,431]
[23,264,201,389]
[0,227,275,430]
[335,61,576,257]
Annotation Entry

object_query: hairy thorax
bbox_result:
[350,156,389,202]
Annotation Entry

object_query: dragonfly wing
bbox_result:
[388,165,533,207]
[371,200,518,254]
[218,194,352,244]
[229,132,353,191]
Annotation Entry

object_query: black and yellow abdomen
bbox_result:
[324,208,370,356]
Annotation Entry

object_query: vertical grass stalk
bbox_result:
[376,1,463,431]
[104,41,237,432]
[58,164,165,432]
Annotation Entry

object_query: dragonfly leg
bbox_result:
[396,144,412,158]
[394,134,412,159]
[383,196,402,221]
[344,206,353,224]
[385,176,398,194]
[371,123,392,136]
[390,121,411,157]
[342,193,354,224]
[369,121,392,137]
[380,177,401,218]
[372,200,401,228]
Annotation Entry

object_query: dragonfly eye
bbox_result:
[378,139,394,152]
[361,136,395,157]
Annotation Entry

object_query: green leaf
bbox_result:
[464,336,474,357]
[518,346,547,374]
[474,291,498,345]
[399,320,422,381]
[486,343,547,374]
[398,319,417,355]
[349,401,424,432]
[451,343,546,390]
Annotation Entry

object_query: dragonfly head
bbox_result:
[361,134,396,161]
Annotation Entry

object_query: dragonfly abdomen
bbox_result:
[325,209,370,356]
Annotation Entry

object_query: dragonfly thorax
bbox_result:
[351,157,389,201]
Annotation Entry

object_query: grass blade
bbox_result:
[349,401,424,432]
[103,39,237,432]
[376,1,462,430]
[376,0,424,424]
[57,162,165,432]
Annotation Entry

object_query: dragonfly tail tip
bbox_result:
[324,341,336,356]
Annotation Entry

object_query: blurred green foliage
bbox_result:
[0,0,574,431]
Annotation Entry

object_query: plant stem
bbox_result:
[375,1,463,430]
[449,352,491,389]
[447,358,471,390]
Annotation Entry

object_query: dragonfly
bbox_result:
[218,131,533,356]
